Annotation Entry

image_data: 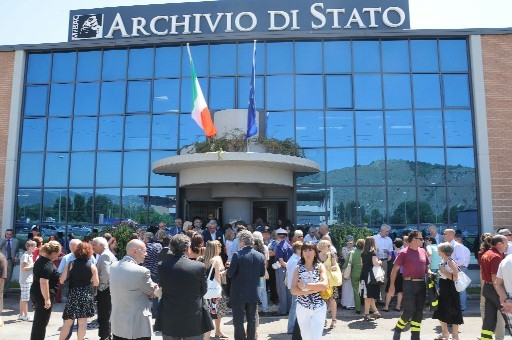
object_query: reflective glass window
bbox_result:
[182,45,208,77]
[448,187,477,219]
[420,186,447,224]
[52,52,76,82]
[179,114,204,147]
[238,42,265,75]
[385,111,413,146]
[357,148,385,185]
[24,85,48,116]
[68,189,94,224]
[42,189,67,223]
[152,114,178,150]
[69,152,95,187]
[439,40,468,72]
[76,51,101,82]
[149,187,176,224]
[74,83,99,116]
[296,111,324,147]
[44,153,69,187]
[26,54,51,83]
[354,74,382,109]
[49,84,74,116]
[296,187,328,224]
[153,79,179,113]
[266,42,293,74]
[127,81,151,113]
[96,152,122,186]
[444,110,473,146]
[326,75,352,109]
[326,148,355,185]
[266,111,294,141]
[296,75,323,109]
[382,40,410,72]
[98,116,123,150]
[332,187,356,224]
[443,74,470,108]
[356,111,383,146]
[210,78,235,110]
[410,40,439,72]
[388,186,417,225]
[446,148,475,185]
[387,148,415,185]
[19,153,44,187]
[151,151,177,186]
[237,76,264,109]
[413,74,441,108]
[100,82,126,115]
[415,110,443,146]
[21,118,46,152]
[383,74,412,109]
[128,48,154,79]
[123,151,149,186]
[155,46,181,78]
[95,189,121,223]
[358,187,386,226]
[125,115,150,150]
[181,77,208,112]
[353,41,380,72]
[299,148,325,185]
[266,76,293,110]
[324,41,351,73]
[102,49,127,80]
[416,148,446,185]
[210,44,236,75]
[16,189,42,224]
[47,118,71,151]
[295,42,322,74]
[72,117,97,151]
[121,188,149,222]
[325,111,354,147]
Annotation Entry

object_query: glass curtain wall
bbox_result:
[17,38,476,236]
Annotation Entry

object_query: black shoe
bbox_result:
[259,311,268,317]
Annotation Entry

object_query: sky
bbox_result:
[0,0,511,46]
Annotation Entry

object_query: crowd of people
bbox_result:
[1,218,512,339]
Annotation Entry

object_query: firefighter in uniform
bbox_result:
[480,234,509,340]
[388,230,430,340]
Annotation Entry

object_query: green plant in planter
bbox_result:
[329,222,374,249]
[103,221,138,259]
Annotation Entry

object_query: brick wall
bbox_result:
[482,34,512,229]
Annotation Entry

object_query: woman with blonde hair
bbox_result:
[199,240,228,339]
[317,239,339,329]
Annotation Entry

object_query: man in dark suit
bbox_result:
[0,228,19,295]
[202,220,224,245]
[157,237,172,263]
[156,234,213,339]
[227,230,266,340]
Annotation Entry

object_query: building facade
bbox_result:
[0,1,510,237]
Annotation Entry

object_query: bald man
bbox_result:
[110,240,158,340]
[58,239,96,274]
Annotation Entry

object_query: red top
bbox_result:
[394,247,429,279]
[480,247,503,283]
[477,249,486,266]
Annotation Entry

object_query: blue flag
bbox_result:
[246,41,257,139]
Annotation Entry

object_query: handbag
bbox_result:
[454,267,471,292]
[319,285,334,300]
[343,251,353,280]
[61,260,74,299]
[326,253,343,287]
[372,265,385,284]
[204,265,222,299]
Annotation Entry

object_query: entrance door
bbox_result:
[252,201,287,227]
[186,201,223,225]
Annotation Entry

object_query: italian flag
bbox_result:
[187,45,217,138]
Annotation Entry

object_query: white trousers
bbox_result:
[296,302,327,340]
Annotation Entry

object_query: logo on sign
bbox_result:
[72,14,104,40]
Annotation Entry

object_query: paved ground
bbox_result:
[0,293,486,339]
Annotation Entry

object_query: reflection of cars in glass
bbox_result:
[69,225,93,237]
[15,223,33,236]
[40,225,62,237]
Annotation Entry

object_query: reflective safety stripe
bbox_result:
[431,300,438,306]
[410,327,421,332]
[410,321,421,327]
[428,282,434,288]
[395,318,408,329]
[481,329,494,338]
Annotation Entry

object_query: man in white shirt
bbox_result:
[497,228,512,256]
[303,227,319,245]
[455,235,471,310]
[428,224,444,245]
[374,224,393,302]
[285,241,302,334]
[444,229,468,310]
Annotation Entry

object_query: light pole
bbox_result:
[367,203,371,226]
[58,155,64,224]
[403,191,407,225]
[431,183,438,224]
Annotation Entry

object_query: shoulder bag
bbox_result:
[454,265,471,292]
[204,265,222,299]
[343,251,353,280]
[61,260,74,299]
[372,265,386,284]
[326,253,343,287]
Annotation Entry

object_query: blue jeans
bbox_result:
[459,266,468,310]
[287,295,297,334]
[258,277,269,312]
